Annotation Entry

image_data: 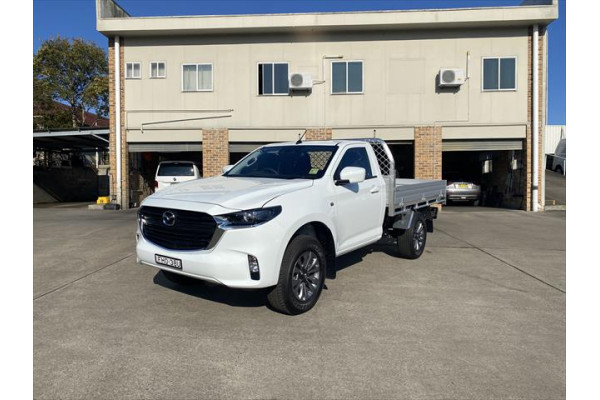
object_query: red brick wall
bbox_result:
[108,37,128,208]
[524,27,546,211]
[202,129,229,177]
[414,126,442,180]
[305,128,332,141]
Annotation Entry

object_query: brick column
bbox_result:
[108,37,128,208]
[202,129,229,177]
[414,126,442,180]
[524,27,546,211]
[304,128,332,141]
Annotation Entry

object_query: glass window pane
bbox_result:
[348,62,363,93]
[198,64,212,90]
[500,58,516,89]
[158,62,166,77]
[150,63,157,78]
[182,65,197,91]
[332,62,346,93]
[334,148,373,180]
[274,63,289,94]
[483,58,499,90]
[262,63,273,94]
[133,63,140,78]
[126,63,133,78]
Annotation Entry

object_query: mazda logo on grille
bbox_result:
[162,211,176,226]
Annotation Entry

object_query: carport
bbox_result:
[33,129,110,202]
[442,139,525,209]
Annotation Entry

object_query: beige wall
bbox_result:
[123,27,529,142]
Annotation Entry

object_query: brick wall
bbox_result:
[305,128,332,141]
[414,126,442,180]
[202,129,229,177]
[108,37,128,208]
[524,27,546,211]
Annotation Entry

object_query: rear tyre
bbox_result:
[161,270,198,286]
[267,235,326,315]
[555,165,564,175]
[397,212,427,259]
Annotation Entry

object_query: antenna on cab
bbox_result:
[296,129,308,144]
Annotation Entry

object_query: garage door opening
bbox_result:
[387,143,414,178]
[442,149,525,209]
[129,151,202,207]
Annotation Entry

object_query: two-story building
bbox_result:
[95,0,558,210]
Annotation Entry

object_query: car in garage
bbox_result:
[154,161,201,191]
[445,176,481,205]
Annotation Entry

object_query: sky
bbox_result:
[33,0,566,124]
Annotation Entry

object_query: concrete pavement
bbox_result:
[34,207,565,399]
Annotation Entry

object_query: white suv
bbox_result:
[154,161,201,191]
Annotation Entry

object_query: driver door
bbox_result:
[331,146,384,253]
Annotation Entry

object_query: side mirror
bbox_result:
[336,167,366,185]
[222,165,234,174]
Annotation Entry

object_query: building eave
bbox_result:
[96,3,558,37]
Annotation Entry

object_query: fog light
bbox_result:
[248,255,260,280]
[136,233,140,242]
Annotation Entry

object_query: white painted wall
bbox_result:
[122,27,530,143]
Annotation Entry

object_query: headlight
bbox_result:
[214,206,282,229]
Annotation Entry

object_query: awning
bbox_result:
[33,129,109,151]
[442,139,523,152]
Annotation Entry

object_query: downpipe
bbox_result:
[532,25,539,212]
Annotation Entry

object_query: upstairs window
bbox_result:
[125,62,141,79]
[150,61,166,78]
[182,63,213,92]
[482,57,517,91]
[331,61,363,94]
[258,63,289,95]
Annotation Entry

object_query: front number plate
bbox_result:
[155,254,182,269]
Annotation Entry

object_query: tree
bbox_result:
[33,37,108,129]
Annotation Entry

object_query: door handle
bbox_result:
[370,186,380,194]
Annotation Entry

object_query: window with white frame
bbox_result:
[150,61,166,78]
[331,61,363,94]
[482,57,517,91]
[258,63,289,95]
[182,64,213,91]
[125,62,141,79]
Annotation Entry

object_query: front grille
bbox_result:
[139,206,217,250]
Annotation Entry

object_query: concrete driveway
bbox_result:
[34,206,565,399]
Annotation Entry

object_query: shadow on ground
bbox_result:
[152,237,399,308]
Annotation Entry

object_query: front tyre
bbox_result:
[396,212,427,259]
[267,235,326,315]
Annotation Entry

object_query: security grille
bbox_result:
[362,139,393,176]
[309,151,333,170]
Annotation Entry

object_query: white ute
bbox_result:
[136,139,446,314]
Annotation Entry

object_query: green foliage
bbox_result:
[33,37,108,129]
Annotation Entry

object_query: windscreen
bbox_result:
[225,145,337,179]
[157,163,195,177]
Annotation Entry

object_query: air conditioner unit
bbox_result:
[439,68,466,87]
[289,73,313,90]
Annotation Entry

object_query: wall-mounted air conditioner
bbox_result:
[439,68,466,87]
[289,73,313,90]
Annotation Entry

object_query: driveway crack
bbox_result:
[436,228,565,294]
[34,254,134,301]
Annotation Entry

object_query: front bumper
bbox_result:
[136,219,285,289]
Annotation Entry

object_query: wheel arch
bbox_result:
[290,221,337,279]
